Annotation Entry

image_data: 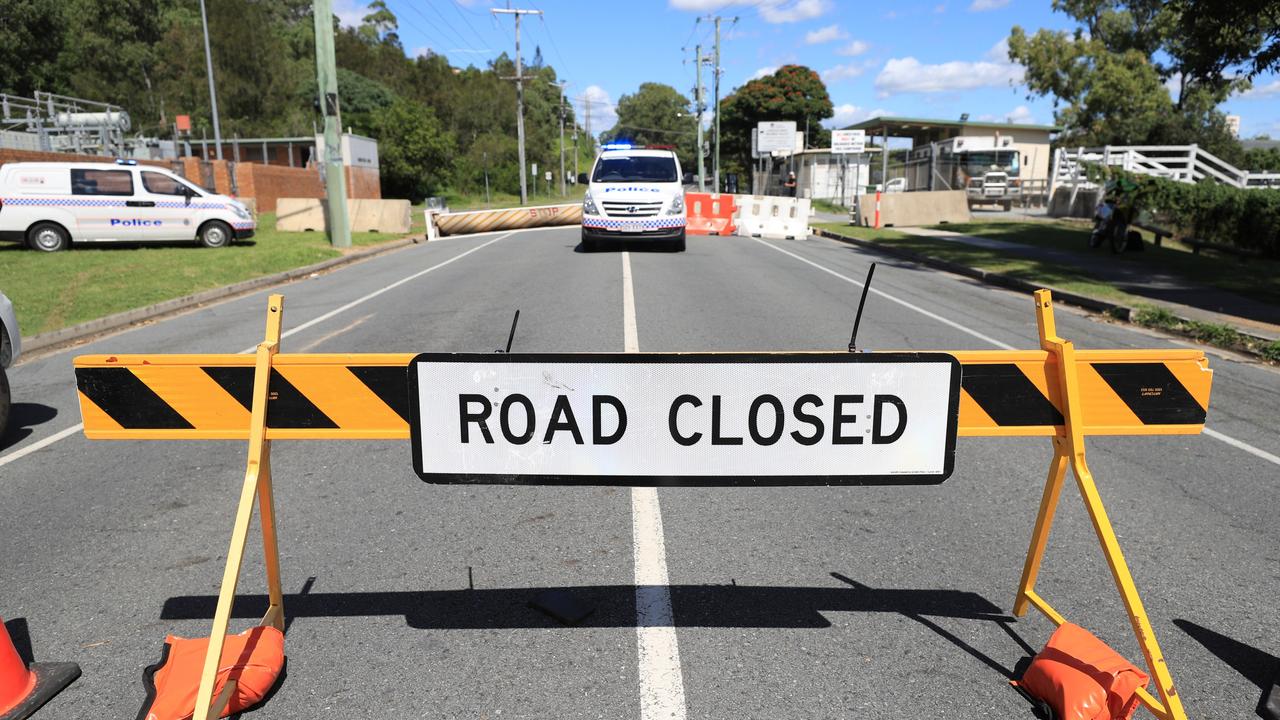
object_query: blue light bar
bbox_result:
[602,142,632,151]
[114,158,138,165]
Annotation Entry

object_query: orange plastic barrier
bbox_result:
[685,192,737,236]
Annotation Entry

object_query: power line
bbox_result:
[449,0,491,49]
[398,1,482,56]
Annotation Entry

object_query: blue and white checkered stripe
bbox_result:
[583,216,686,230]
[0,197,229,210]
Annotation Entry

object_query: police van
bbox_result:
[580,144,686,252]
[0,160,255,251]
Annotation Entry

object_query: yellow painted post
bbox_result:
[1031,290,1187,720]
[192,294,285,720]
[1012,437,1069,618]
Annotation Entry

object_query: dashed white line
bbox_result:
[757,235,1280,468]
[624,250,688,720]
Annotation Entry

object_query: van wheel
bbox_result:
[28,222,69,252]
[199,221,232,248]
[671,234,686,252]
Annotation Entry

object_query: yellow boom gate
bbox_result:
[74,290,1212,720]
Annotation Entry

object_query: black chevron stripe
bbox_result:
[1090,362,1206,425]
[348,366,411,423]
[76,367,194,430]
[202,367,338,429]
[961,364,1064,427]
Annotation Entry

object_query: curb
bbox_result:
[811,226,1277,359]
[22,236,420,356]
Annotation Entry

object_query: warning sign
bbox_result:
[408,352,961,486]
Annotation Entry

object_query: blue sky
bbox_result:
[340,0,1280,139]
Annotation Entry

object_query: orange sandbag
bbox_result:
[1016,623,1150,720]
[137,626,284,720]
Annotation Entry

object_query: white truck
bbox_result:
[580,144,686,252]
[935,136,1023,211]
[0,160,255,251]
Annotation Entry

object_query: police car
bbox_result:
[0,160,255,251]
[581,144,686,252]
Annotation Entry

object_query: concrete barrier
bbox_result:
[275,199,412,233]
[1048,186,1102,219]
[853,190,969,227]
[429,203,582,237]
[733,195,812,239]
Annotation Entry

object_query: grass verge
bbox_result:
[811,222,1142,303]
[1,211,414,337]
[1132,306,1280,362]
[936,221,1280,307]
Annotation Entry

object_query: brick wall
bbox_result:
[236,164,324,213]
[346,166,382,200]
[0,148,172,170]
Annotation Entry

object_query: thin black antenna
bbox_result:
[848,263,877,352]
[499,309,520,353]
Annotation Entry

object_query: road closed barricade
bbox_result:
[73,290,1212,720]
[429,203,582,238]
[684,193,737,236]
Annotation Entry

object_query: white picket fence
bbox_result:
[1051,145,1280,193]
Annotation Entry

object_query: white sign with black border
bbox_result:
[408,352,960,486]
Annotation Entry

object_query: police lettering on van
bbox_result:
[0,160,255,251]
[580,144,687,252]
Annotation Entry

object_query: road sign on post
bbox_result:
[407,352,961,485]
[756,121,798,154]
[832,129,866,154]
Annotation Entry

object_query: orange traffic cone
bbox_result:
[0,619,80,720]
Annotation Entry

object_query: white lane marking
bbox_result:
[0,424,83,470]
[622,251,639,353]
[241,232,512,353]
[750,237,1017,350]
[0,233,514,470]
[624,250,688,720]
[758,236,1280,467]
[1203,428,1280,467]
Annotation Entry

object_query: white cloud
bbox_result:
[804,24,846,44]
[332,0,368,28]
[822,63,869,83]
[668,0,831,24]
[984,38,1010,62]
[751,66,779,80]
[1239,79,1280,98]
[1005,105,1035,124]
[874,55,1024,96]
[969,0,1010,10]
[823,103,894,128]
[836,40,870,57]
[582,85,618,134]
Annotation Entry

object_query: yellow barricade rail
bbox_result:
[73,291,1208,720]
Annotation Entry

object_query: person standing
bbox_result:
[784,170,797,197]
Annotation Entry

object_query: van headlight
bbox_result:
[666,194,685,215]
[231,204,252,220]
[583,191,598,215]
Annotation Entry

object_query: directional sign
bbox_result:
[756,121,798,154]
[408,352,961,486]
[831,129,866,154]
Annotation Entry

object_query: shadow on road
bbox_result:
[0,403,58,452]
[1175,618,1280,718]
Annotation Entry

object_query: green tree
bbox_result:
[717,65,833,175]
[1009,1,1247,160]
[0,0,68,96]
[1174,0,1280,81]
[604,83,698,170]
[368,98,456,201]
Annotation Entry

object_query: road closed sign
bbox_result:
[408,353,960,486]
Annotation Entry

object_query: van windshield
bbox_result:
[592,156,678,183]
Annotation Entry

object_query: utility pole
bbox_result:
[493,7,542,206]
[198,0,223,160]
[709,15,736,193]
[694,44,710,192]
[313,0,351,248]
[549,80,567,196]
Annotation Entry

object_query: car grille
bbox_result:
[602,201,663,217]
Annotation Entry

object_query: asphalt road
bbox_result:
[1,225,1277,719]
